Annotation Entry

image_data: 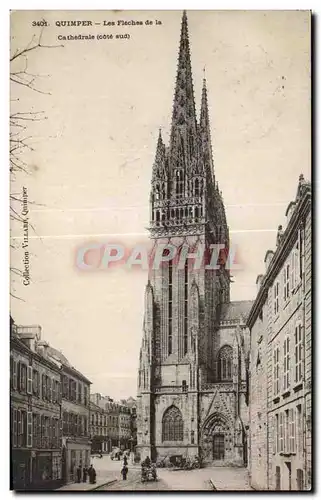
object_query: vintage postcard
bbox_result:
[10,10,311,491]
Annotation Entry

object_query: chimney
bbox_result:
[37,340,49,358]
[15,325,41,352]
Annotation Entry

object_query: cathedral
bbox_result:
[137,11,253,466]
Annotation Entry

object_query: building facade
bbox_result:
[90,401,109,453]
[137,11,252,466]
[10,323,63,490]
[59,364,91,484]
[90,393,132,452]
[247,175,311,490]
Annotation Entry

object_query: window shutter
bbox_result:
[13,409,17,447]
[13,360,18,390]
[27,366,33,394]
[27,412,32,447]
[52,379,56,403]
[10,357,13,388]
[41,415,45,448]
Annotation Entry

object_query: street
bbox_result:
[91,456,251,491]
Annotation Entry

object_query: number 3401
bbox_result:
[32,20,48,27]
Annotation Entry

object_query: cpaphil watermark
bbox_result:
[21,187,30,286]
[75,241,242,272]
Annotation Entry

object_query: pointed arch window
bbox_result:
[176,170,184,198]
[218,345,233,381]
[162,406,183,442]
[194,178,200,197]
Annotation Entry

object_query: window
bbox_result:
[12,359,18,390]
[78,382,82,404]
[279,412,284,452]
[168,259,173,356]
[52,455,61,480]
[33,370,40,397]
[289,408,296,453]
[273,346,280,396]
[285,410,289,453]
[184,260,188,355]
[19,363,27,392]
[283,336,290,391]
[63,412,68,435]
[12,409,17,447]
[33,413,41,448]
[52,379,57,403]
[46,376,52,402]
[176,170,184,198]
[42,374,47,400]
[217,345,233,381]
[275,414,279,453]
[296,405,303,454]
[84,386,88,406]
[62,375,69,399]
[194,178,200,197]
[27,412,32,447]
[283,263,290,301]
[291,243,300,291]
[27,366,33,394]
[295,324,303,384]
[274,282,280,315]
[162,406,183,442]
[17,410,27,447]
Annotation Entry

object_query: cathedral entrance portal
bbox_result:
[201,413,232,465]
[213,434,225,460]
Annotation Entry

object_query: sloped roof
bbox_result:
[47,346,72,367]
[220,300,254,322]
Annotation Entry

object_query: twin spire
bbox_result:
[152,11,214,186]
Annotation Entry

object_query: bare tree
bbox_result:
[10,28,63,300]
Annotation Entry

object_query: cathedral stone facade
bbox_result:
[137,11,253,466]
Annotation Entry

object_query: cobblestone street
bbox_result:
[91,455,251,491]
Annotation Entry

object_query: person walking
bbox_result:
[121,464,128,481]
[82,466,88,483]
[76,465,81,483]
[88,465,97,484]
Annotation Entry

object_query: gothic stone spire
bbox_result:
[169,11,198,171]
[200,77,215,184]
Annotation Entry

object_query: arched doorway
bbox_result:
[201,413,232,464]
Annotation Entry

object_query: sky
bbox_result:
[10,10,311,400]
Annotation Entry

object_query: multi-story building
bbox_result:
[90,393,132,452]
[124,397,137,451]
[247,175,311,490]
[137,11,253,465]
[45,349,92,485]
[10,322,63,490]
[89,401,109,453]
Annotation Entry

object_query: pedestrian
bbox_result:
[123,455,128,466]
[82,466,88,483]
[76,465,81,483]
[88,465,97,484]
[121,464,128,481]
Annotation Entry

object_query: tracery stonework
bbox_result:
[137,11,253,466]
